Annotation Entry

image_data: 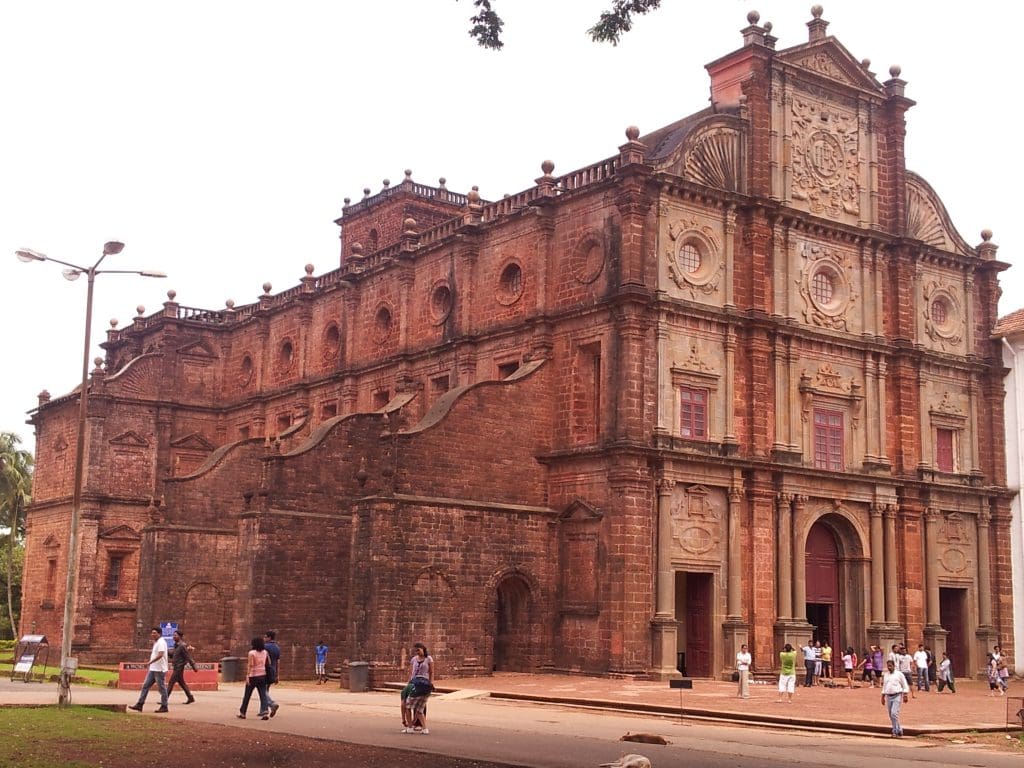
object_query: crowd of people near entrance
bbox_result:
[740,639,1013,738]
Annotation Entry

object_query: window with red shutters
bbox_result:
[936,428,955,472]
[813,409,844,471]
[680,386,708,440]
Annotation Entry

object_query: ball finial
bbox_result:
[94,356,104,368]
[305,263,314,276]
[467,188,480,204]
[225,299,235,309]
[541,160,555,175]
[262,281,272,293]
[110,318,118,328]
[352,243,364,255]
[167,289,177,301]
[861,58,871,69]
[889,64,901,78]
[625,125,640,141]
[343,197,351,205]
[747,10,760,25]
[403,217,417,231]
[981,229,993,242]
[404,169,413,179]
[136,305,145,316]
[811,5,823,20]
[382,178,390,188]
[438,177,447,187]
[363,187,371,197]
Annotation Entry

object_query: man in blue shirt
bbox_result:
[315,640,329,684]
[263,630,281,717]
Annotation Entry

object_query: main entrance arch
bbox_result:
[803,512,868,652]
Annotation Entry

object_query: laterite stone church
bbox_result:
[20,9,1014,683]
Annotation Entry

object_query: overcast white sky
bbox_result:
[1,1,1018,455]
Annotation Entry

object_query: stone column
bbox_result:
[791,495,807,622]
[723,327,737,447]
[727,488,743,619]
[776,494,792,620]
[869,503,885,624]
[924,508,941,626]
[883,504,899,624]
[651,477,680,679]
[976,510,992,627]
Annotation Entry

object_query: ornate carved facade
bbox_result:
[20,9,1013,682]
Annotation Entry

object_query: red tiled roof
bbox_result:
[995,307,1024,336]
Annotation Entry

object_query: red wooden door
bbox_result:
[805,522,840,645]
[939,587,966,672]
[685,573,713,677]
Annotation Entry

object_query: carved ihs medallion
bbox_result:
[790,98,860,219]
[671,485,720,556]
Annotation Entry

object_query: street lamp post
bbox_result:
[16,242,165,706]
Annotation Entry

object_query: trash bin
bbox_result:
[348,661,369,692]
[220,656,243,683]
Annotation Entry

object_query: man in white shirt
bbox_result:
[801,643,816,687]
[881,659,910,737]
[912,644,930,692]
[736,644,752,699]
[129,627,170,713]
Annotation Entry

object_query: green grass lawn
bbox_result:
[0,706,167,768]
[1,660,119,686]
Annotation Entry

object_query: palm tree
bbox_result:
[0,432,33,639]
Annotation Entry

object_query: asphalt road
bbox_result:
[2,680,1018,768]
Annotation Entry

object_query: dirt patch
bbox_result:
[924,730,1024,755]
[45,718,520,768]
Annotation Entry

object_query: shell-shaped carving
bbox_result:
[905,173,972,256]
[906,183,948,249]
[683,127,743,192]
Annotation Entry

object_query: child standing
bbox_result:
[315,640,329,684]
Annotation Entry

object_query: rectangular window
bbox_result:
[813,409,844,471]
[679,387,708,440]
[497,361,520,379]
[104,555,123,599]
[46,559,57,601]
[936,428,955,472]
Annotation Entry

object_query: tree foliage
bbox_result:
[1,432,33,640]
[461,0,662,50]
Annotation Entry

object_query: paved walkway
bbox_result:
[2,671,1020,737]
[417,672,1020,736]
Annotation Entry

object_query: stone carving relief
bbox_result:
[790,97,860,219]
[683,126,743,192]
[797,242,857,330]
[938,511,971,545]
[922,280,963,350]
[793,51,853,84]
[671,484,721,557]
[665,217,723,298]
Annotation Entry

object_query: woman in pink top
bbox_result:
[238,636,272,719]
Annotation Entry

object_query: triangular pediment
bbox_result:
[109,430,150,448]
[98,524,141,542]
[559,498,603,522]
[177,339,218,359]
[170,432,215,451]
[777,39,882,92]
[42,534,60,548]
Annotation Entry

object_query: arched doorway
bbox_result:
[805,521,840,647]
[493,574,532,671]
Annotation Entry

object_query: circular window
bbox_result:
[238,354,254,388]
[677,243,702,274]
[926,291,960,340]
[430,283,453,323]
[374,306,393,340]
[806,261,848,315]
[496,262,524,305]
[811,271,834,305]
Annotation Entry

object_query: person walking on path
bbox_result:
[736,644,752,699]
[263,630,281,716]
[777,643,797,703]
[166,629,198,704]
[315,640,329,684]
[238,636,272,719]
[936,651,956,693]
[913,644,930,692]
[881,659,911,737]
[403,642,435,734]
[129,627,170,713]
